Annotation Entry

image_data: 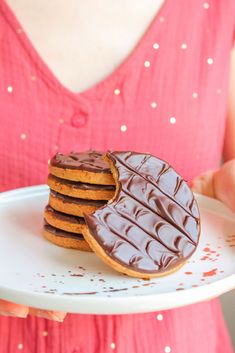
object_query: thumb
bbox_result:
[191,170,215,198]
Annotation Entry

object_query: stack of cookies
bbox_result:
[43,151,115,251]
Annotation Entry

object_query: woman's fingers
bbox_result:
[0,299,28,318]
[191,170,215,198]
[213,159,235,213]
[29,308,67,322]
[191,159,235,213]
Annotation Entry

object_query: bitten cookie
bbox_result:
[49,190,106,217]
[48,174,115,200]
[44,205,87,234]
[49,150,115,185]
[83,151,201,279]
[43,223,92,251]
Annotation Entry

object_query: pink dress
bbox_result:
[0,0,234,352]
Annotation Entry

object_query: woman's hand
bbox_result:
[191,159,235,212]
[0,299,66,321]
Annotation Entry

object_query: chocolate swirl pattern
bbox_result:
[84,151,200,278]
[50,151,111,173]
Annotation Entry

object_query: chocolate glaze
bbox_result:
[49,174,115,191]
[50,150,111,173]
[50,190,106,207]
[45,205,86,225]
[84,151,200,275]
[44,222,84,240]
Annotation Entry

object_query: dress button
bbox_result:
[71,111,88,128]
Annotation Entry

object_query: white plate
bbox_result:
[0,185,234,314]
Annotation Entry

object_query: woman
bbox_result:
[0,0,234,352]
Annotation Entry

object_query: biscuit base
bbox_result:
[49,164,115,185]
[43,229,92,251]
[48,174,115,200]
[44,208,87,234]
[49,192,102,217]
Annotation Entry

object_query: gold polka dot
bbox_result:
[192,92,198,99]
[157,313,163,321]
[159,16,165,22]
[20,133,27,140]
[216,88,222,95]
[110,342,116,349]
[181,43,187,50]
[164,346,171,353]
[48,159,51,165]
[170,117,176,124]
[59,118,64,124]
[7,86,13,93]
[207,58,213,65]
[114,89,121,95]
[120,125,127,132]
[203,2,210,9]
[42,331,48,337]
[151,102,157,108]
[144,61,151,68]
[18,343,23,350]
[153,43,160,50]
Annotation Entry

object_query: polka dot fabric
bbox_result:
[0,1,235,352]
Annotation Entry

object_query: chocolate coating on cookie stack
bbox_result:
[83,151,200,278]
[43,151,115,251]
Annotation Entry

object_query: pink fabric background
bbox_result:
[0,0,235,352]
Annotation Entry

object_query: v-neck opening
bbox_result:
[1,0,168,101]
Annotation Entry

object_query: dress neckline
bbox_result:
[1,0,168,103]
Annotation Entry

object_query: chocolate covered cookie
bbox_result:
[48,174,115,200]
[43,223,92,251]
[83,151,200,279]
[49,151,115,185]
[49,190,106,217]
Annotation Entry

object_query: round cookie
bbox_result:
[49,150,115,185]
[48,174,115,200]
[83,151,201,279]
[49,190,106,217]
[44,205,87,234]
[43,223,92,251]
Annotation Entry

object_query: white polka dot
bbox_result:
[170,117,176,124]
[120,125,127,132]
[20,133,27,140]
[110,342,116,349]
[18,343,23,350]
[153,43,160,50]
[157,313,163,321]
[203,2,210,9]
[7,86,13,93]
[181,43,187,50]
[48,159,51,165]
[216,88,222,95]
[53,145,59,151]
[30,76,36,81]
[192,92,198,99]
[17,28,22,33]
[164,346,171,353]
[151,102,157,108]
[42,331,48,337]
[144,61,151,68]
[196,154,200,160]
[159,16,165,22]
[114,89,121,95]
[59,118,64,124]
[207,58,213,65]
